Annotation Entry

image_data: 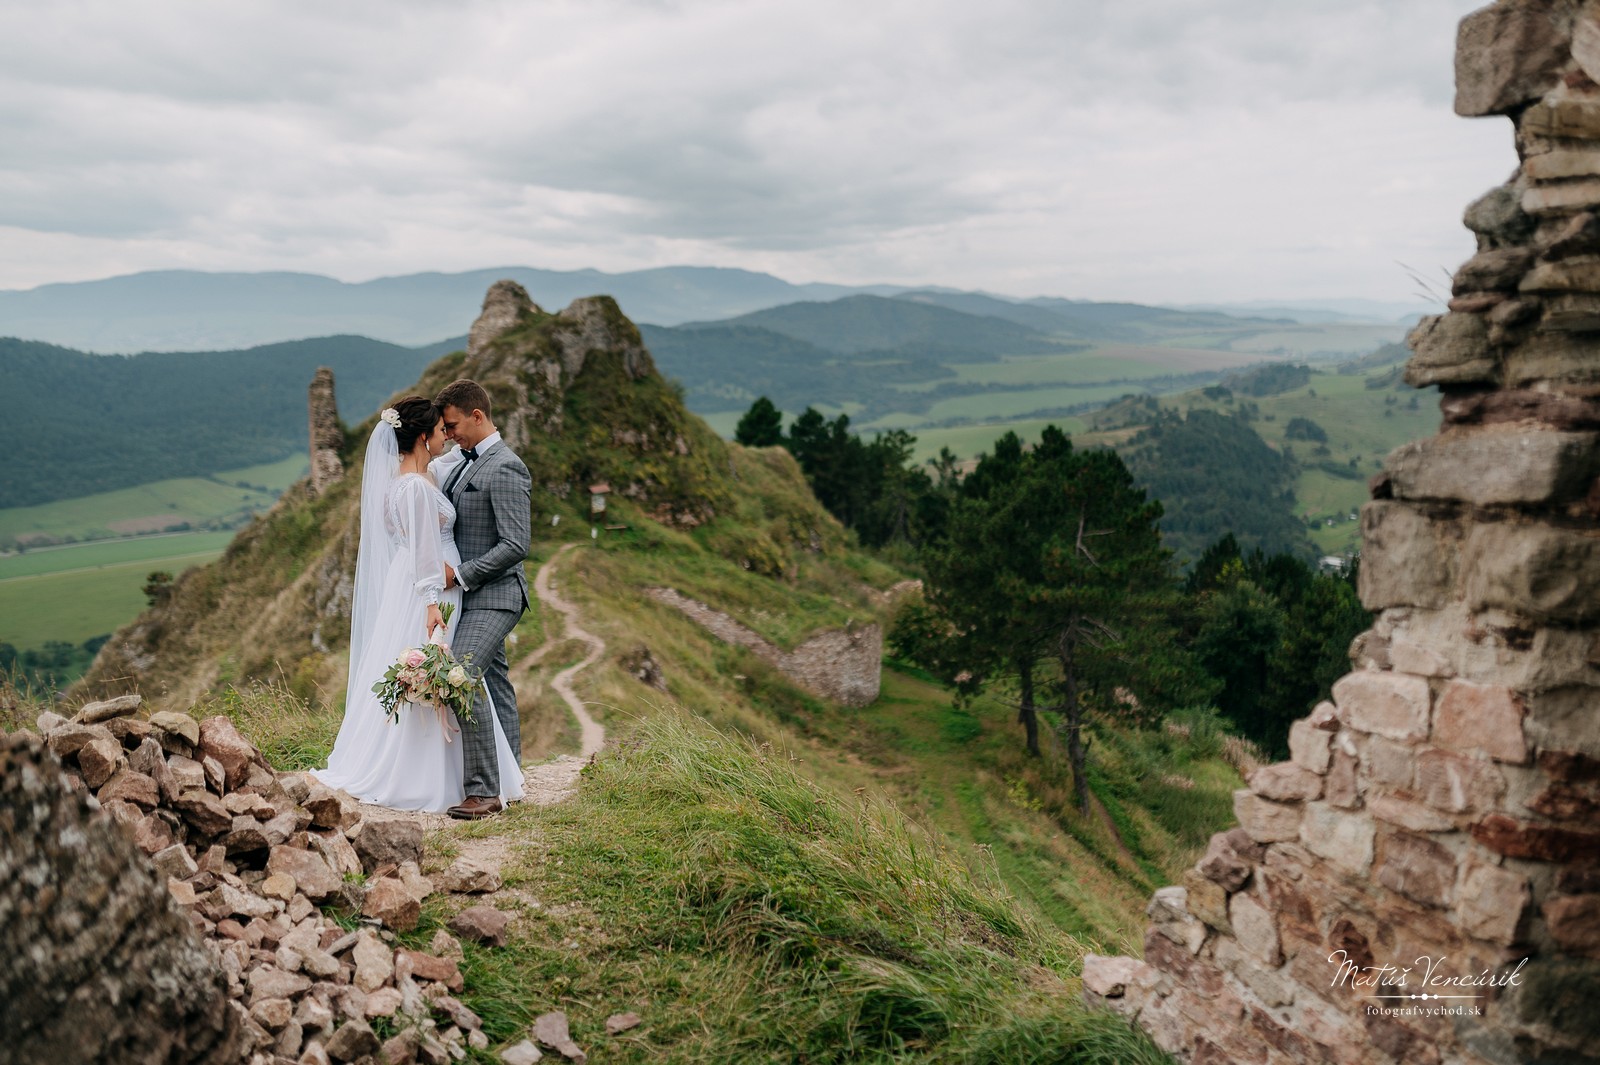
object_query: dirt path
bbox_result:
[532,544,607,760]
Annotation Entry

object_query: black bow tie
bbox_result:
[460,447,479,462]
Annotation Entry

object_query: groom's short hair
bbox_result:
[436,379,492,417]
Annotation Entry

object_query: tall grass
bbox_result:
[421,711,1172,1064]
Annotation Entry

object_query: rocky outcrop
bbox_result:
[307,366,343,497]
[1087,6,1600,1062]
[1,730,243,1065]
[11,699,503,1065]
[467,279,542,359]
[647,587,882,707]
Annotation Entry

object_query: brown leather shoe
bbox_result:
[446,795,504,820]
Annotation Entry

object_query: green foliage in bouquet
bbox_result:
[371,602,477,724]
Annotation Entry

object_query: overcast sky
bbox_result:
[0,0,1509,305]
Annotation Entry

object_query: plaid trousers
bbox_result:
[450,606,521,796]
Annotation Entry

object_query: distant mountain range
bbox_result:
[0,267,910,353]
[0,266,1424,354]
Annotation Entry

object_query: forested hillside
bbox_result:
[0,335,455,507]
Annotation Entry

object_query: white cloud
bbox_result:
[0,0,1509,302]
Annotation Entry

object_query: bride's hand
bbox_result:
[426,604,444,637]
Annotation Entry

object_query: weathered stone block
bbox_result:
[1326,749,1361,809]
[1300,803,1376,876]
[1147,885,1207,953]
[1471,812,1600,861]
[1523,88,1600,138]
[1357,503,1457,611]
[1543,894,1600,958]
[1526,149,1600,182]
[1417,748,1506,814]
[1521,256,1600,294]
[1360,733,1417,790]
[1182,868,1231,933]
[1376,831,1456,908]
[1081,953,1153,1000]
[1248,762,1323,803]
[1234,790,1303,844]
[1404,313,1497,387]
[1455,0,1568,117]
[1503,329,1600,386]
[1434,680,1528,764]
[1503,956,1600,1048]
[1384,427,1600,506]
[1368,793,1457,832]
[1288,719,1332,774]
[1465,182,1536,247]
[1456,862,1530,946]
[1229,891,1283,966]
[1463,524,1600,624]
[1387,637,1452,678]
[1196,828,1262,892]
[1453,247,1536,293]
[1333,671,1431,743]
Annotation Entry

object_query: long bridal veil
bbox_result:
[347,420,399,707]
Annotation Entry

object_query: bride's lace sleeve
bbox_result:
[397,477,447,606]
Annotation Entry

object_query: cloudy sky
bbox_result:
[0,0,1509,305]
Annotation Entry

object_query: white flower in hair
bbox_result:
[380,407,402,429]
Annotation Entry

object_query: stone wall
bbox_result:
[646,587,882,707]
[1083,5,1600,1062]
[307,366,343,496]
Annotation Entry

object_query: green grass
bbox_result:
[193,681,342,772]
[907,419,1088,462]
[0,530,236,579]
[0,454,307,546]
[403,711,1173,1064]
[0,539,227,651]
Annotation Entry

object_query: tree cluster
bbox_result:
[731,396,1369,808]
[739,402,958,549]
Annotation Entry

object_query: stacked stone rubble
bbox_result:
[1084,5,1600,1062]
[20,695,513,1065]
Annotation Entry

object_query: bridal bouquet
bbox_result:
[372,603,477,731]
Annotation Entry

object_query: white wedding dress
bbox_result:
[314,426,522,812]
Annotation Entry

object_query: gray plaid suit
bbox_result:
[444,438,532,796]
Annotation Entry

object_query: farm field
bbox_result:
[0,454,306,546]
[0,531,231,651]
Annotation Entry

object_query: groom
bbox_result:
[435,379,533,820]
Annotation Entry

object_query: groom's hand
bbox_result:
[443,563,458,590]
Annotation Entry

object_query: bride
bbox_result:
[314,396,523,811]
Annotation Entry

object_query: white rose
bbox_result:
[447,665,468,687]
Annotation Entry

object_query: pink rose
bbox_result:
[403,648,426,668]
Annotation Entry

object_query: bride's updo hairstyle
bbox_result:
[390,396,440,453]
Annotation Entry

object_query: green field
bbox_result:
[0,454,307,546]
[908,417,1089,463]
[0,531,232,651]
[0,452,307,653]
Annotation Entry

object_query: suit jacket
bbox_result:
[444,439,532,614]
